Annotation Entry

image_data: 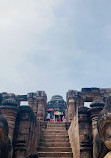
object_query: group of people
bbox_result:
[46,112,66,122]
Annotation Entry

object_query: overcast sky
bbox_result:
[0,0,111,100]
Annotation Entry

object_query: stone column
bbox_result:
[66,90,76,122]
[36,91,47,121]
[66,90,83,122]
[0,99,19,143]
[27,91,47,121]
[78,107,92,158]
[27,92,37,117]
[89,100,104,158]
[76,96,84,108]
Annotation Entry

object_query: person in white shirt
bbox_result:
[46,112,51,121]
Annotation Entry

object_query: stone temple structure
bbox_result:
[0,88,111,158]
[47,95,66,120]
[47,95,66,111]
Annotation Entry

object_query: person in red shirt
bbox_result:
[58,118,61,122]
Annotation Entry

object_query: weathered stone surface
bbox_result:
[0,110,11,158]
[0,88,111,158]
[67,88,111,158]
[27,154,38,158]
[66,90,84,122]
[0,99,19,143]
[89,100,104,158]
[13,106,40,158]
[97,96,111,158]
[78,107,92,158]
[68,107,80,158]
[104,152,111,158]
[68,107,92,158]
[47,95,66,116]
[38,122,73,158]
[27,91,47,121]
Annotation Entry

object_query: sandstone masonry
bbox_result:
[0,88,111,158]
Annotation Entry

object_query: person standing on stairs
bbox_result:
[46,111,51,121]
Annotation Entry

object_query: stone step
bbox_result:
[38,147,72,152]
[38,152,73,157]
[42,135,69,139]
[46,126,66,129]
[47,124,66,127]
[42,135,69,138]
[42,130,68,134]
[39,142,70,147]
[42,129,67,132]
[38,157,72,158]
[47,123,66,125]
[48,122,66,124]
[43,130,67,132]
[47,124,66,126]
[44,128,67,130]
[46,127,66,130]
[39,139,69,142]
[38,122,72,158]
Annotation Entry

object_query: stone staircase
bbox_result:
[37,122,73,158]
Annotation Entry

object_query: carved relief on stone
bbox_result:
[0,111,11,158]
[104,152,111,158]
[88,100,105,158]
[13,106,40,158]
[97,96,111,157]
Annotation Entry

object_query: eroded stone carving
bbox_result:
[0,111,11,158]
[0,88,111,158]
[97,96,111,157]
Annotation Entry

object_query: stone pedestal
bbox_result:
[89,100,104,158]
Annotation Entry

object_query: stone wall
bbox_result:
[13,106,40,158]
[68,107,92,158]
[67,88,111,158]
[0,95,40,158]
[0,91,47,158]
[0,88,111,158]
